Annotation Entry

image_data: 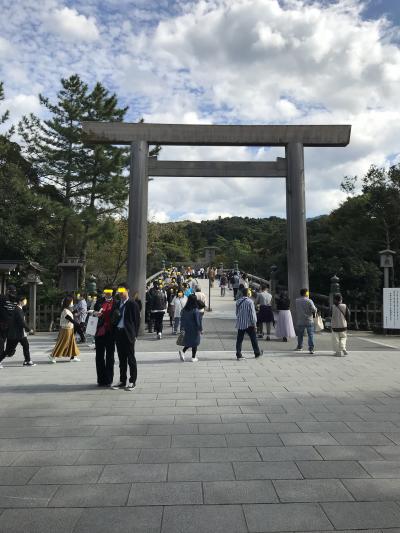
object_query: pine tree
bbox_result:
[18,75,88,263]
[0,82,57,261]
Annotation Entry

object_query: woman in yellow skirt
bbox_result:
[49,296,80,363]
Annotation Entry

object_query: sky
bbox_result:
[1,0,400,223]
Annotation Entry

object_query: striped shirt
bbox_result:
[235,297,257,330]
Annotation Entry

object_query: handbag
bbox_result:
[86,315,98,336]
[313,313,324,333]
[176,330,185,346]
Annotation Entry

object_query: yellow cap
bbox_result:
[104,289,113,294]
[116,287,126,293]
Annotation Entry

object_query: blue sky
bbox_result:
[1,0,400,222]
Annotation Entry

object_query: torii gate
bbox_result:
[82,122,351,333]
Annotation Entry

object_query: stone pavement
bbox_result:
[1,284,400,532]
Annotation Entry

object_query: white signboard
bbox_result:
[383,288,400,329]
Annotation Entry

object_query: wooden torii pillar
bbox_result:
[82,123,351,333]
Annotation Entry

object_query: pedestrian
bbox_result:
[0,294,35,368]
[149,282,167,339]
[241,273,250,288]
[232,271,240,300]
[254,284,274,340]
[94,288,118,387]
[220,274,228,296]
[235,288,263,360]
[166,286,176,329]
[113,284,140,391]
[49,296,80,363]
[275,291,296,342]
[178,294,202,362]
[208,267,215,288]
[195,286,206,327]
[295,288,317,354]
[73,293,87,343]
[331,293,350,357]
[172,290,187,334]
[0,284,18,360]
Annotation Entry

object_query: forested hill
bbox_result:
[144,176,400,302]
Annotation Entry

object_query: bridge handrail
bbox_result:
[146,270,164,284]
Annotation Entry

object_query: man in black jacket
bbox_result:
[0,295,35,367]
[0,285,18,360]
[113,284,140,391]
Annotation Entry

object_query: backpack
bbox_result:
[152,290,166,310]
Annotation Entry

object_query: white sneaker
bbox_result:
[179,350,185,362]
[70,357,81,362]
[191,357,199,362]
[48,355,56,363]
[0,363,4,369]
[157,332,162,339]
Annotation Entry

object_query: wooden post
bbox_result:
[127,141,149,335]
[286,143,309,323]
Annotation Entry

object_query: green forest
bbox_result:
[1,75,400,305]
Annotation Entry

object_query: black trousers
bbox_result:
[95,332,115,386]
[115,328,137,385]
[74,322,86,342]
[236,326,261,357]
[1,337,31,363]
[233,288,238,299]
[151,312,164,333]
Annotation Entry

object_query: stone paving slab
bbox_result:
[2,305,400,532]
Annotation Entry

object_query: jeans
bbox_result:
[220,287,226,296]
[297,324,314,350]
[236,326,261,357]
[331,330,347,353]
[173,317,181,333]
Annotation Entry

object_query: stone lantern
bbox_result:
[379,249,396,288]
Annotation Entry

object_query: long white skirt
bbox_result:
[275,310,296,338]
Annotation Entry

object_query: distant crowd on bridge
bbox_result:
[0,266,351,391]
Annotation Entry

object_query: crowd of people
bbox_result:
[0,265,351,386]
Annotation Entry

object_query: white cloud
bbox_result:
[0,36,13,58]
[45,6,100,41]
[1,0,400,222]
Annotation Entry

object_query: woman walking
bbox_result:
[275,291,296,342]
[254,284,274,340]
[178,294,202,362]
[49,296,80,363]
[172,290,187,334]
[331,293,350,357]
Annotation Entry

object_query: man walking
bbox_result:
[0,294,35,368]
[149,282,167,339]
[295,288,317,354]
[232,271,240,300]
[0,285,18,360]
[113,284,141,391]
[235,288,263,360]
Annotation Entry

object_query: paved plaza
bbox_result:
[2,284,400,532]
